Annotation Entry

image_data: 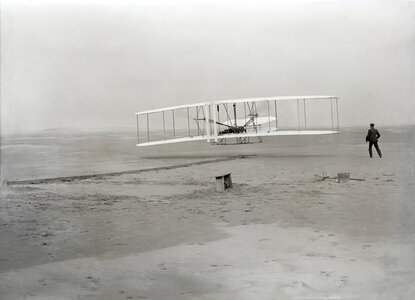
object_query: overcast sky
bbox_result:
[1,0,414,133]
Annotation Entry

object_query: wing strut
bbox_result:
[233,103,237,127]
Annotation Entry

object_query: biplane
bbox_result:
[135,96,339,146]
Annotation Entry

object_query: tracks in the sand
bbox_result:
[5,155,255,185]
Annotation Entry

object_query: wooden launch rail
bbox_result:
[5,155,255,185]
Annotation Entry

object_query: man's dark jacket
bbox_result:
[366,128,381,142]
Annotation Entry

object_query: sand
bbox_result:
[1,127,414,299]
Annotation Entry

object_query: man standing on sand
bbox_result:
[366,123,382,158]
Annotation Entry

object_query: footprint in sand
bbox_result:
[86,276,100,283]
[305,252,322,257]
[284,281,316,294]
[38,279,47,286]
[320,271,334,277]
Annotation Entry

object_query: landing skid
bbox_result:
[212,136,263,145]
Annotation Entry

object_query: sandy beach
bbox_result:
[1,126,415,299]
